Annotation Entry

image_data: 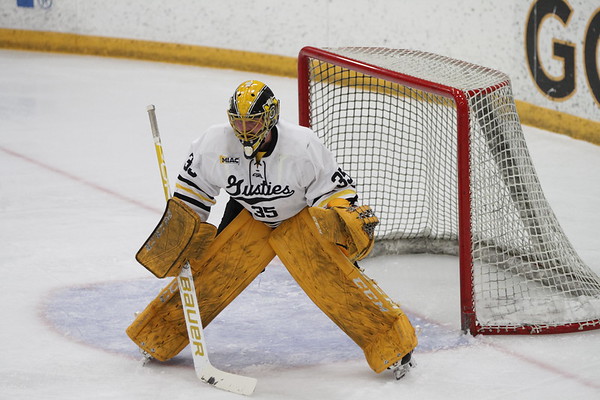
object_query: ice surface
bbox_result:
[1,50,599,399]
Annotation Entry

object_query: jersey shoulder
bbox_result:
[277,119,323,150]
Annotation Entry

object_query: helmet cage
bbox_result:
[227,80,279,158]
[227,111,270,144]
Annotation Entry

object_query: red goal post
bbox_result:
[297,46,600,335]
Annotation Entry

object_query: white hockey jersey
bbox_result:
[173,119,357,227]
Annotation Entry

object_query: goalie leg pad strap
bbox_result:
[126,209,275,361]
[269,207,417,373]
[135,198,218,278]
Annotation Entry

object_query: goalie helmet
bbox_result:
[227,80,280,158]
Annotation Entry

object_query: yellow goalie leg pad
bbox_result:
[269,207,417,373]
[126,209,275,361]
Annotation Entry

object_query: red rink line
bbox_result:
[488,340,600,391]
[1,145,163,214]
[407,307,600,391]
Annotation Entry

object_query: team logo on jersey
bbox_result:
[225,175,295,204]
[219,155,240,164]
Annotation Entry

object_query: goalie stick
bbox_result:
[145,104,258,396]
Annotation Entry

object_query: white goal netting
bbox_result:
[300,47,600,334]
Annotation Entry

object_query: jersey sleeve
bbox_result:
[173,143,220,222]
[304,135,358,208]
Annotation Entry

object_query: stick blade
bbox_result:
[200,364,257,396]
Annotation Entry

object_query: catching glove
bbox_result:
[326,198,379,261]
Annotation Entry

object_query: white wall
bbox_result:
[1,0,598,121]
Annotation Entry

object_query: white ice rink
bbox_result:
[1,49,599,399]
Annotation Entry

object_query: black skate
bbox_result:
[390,351,415,380]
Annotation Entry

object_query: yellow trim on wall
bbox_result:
[0,28,297,77]
[515,101,599,145]
[1,28,597,145]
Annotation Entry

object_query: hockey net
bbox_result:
[298,46,600,335]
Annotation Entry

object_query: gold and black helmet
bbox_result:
[227,80,280,158]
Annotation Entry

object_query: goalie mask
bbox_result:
[227,80,280,159]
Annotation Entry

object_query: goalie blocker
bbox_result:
[128,199,417,373]
[135,197,217,278]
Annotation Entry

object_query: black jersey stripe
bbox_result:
[231,194,297,205]
[173,192,212,213]
[176,174,215,200]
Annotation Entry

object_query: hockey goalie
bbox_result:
[127,80,417,379]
